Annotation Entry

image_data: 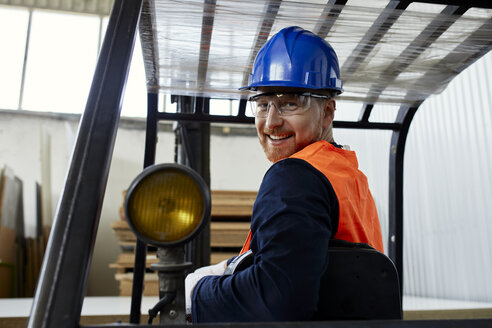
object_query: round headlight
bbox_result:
[125,164,210,246]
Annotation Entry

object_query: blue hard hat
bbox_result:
[241,26,343,94]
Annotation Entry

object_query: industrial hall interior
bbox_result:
[0,0,492,327]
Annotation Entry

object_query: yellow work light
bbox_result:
[125,163,210,247]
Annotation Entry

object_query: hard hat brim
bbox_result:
[239,80,343,95]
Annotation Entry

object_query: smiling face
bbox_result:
[254,87,336,162]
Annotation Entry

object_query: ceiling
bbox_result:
[139,0,492,106]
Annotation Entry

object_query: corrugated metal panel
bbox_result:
[403,50,492,303]
[335,50,492,307]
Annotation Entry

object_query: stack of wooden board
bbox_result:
[0,166,19,298]
[209,190,256,264]
[110,190,256,296]
[110,190,159,296]
[0,166,48,298]
[109,220,159,296]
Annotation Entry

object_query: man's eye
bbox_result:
[256,102,268,110]
[281,102,298,111]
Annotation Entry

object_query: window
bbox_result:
[22,10,100,113]
[0,6,148,117]
[0,6,29,109]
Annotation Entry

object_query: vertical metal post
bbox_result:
[129,92,159,323]
[238,98,247,117]
[27,1,142,327]
[174,96,211,270]
[18,8,32,110]
[144,93,158,167]
[358,103,374,123]
[388,105,418,301]
[188,97,211,269]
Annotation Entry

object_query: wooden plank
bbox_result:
[113,230,136,242]
[118,190,127,221]
[109,252,158,269]
[211,252,237,264]
[24,238,35,297]
[0,226,16,298]
[0,166,22,230]
[112,220,250,247]
[115,273,159,296]
[111,220,130,229]
[211,222,251,230]
[210,222,250,247]
[111,221,136,242]
[40,129,53,227]
[211,190,256,217]
[118,206,126,221]
[404,308,492,320]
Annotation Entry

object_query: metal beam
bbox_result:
[197,0,217,90]
[174,97,212,270]
[405,16,492,102]
[157,111,255,124]
[334,121,401,130]
[155,111,403,130]
[18,9,32,110]
[388,105,419,301]
[366,5,468,103]
[313,0,348,39]
[139,0,160,93]
[27,1,142,327]
[83,318,492,328]
[342,0,412,76]
[358,104,374,123]
[238,98,248,117]
[416,0,492,9]
[129,93,159,324]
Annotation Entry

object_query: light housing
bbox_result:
[125,163,210,247]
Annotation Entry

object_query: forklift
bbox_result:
[26,0,492,327]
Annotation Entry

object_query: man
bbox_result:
[185,26,383,323]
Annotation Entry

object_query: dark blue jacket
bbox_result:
[192,158,338,322]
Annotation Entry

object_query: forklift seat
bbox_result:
[312,239,402,321]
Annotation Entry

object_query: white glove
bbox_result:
[193,259,228,276]
[185,260,228,315]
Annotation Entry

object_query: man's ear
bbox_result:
[322,98,336,129]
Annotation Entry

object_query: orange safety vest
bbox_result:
[240,140,383,254]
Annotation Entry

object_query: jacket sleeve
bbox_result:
[192,158,338,323]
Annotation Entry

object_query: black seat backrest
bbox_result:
[312,239,402,321]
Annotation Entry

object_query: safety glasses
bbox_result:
[248,92,331,118]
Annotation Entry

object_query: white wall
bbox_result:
[0,111,77,235]
[210,130,269,191]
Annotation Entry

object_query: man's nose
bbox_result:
[265,103,283,129]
